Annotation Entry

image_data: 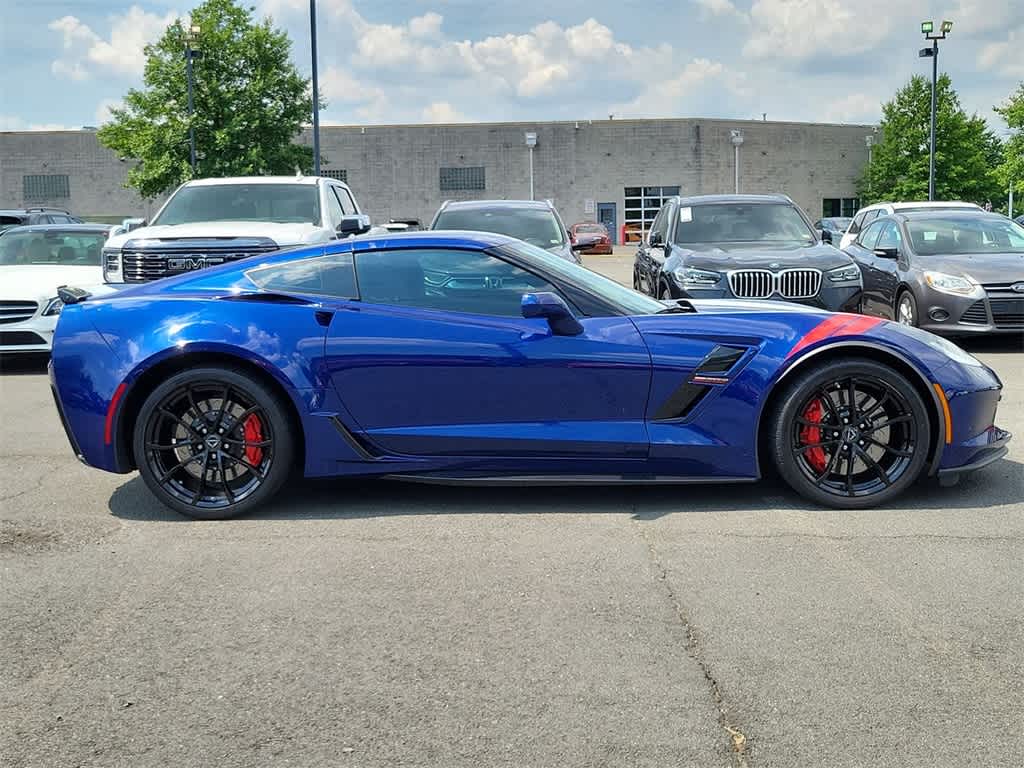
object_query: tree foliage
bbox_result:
[994,82,1024,197]
[98,0,314,198]
[860,74,1002,205]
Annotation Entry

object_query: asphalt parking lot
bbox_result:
[2,252,1022,767]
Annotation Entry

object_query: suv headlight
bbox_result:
[674,267,721,286]
[42,297,64,316]
[827,264,861,283]
[924,271,980,297]
[102,248,122,282]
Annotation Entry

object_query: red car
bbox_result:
[569,222,613,254]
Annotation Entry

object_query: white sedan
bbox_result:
[0,224,115,353]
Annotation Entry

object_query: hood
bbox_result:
[0,264,103,300]
[678,298,832,315]
[915,252,1024,284]
[104,220,323,248]
[674,241,852,271]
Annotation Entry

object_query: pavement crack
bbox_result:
[633,520,751,767]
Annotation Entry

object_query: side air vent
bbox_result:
[653,383,710,421]
[696,345,746,374]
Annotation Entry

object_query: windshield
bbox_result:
[907,217,1024,255]
[434,207,566,248]
[0,230,108,266]
[675,203,815,244]
[497,240,667,315]
[153,184,321,226]
[575,224,606,235]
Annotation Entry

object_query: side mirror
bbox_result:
[122,217,146,232]
[337,213,372,237]
[820,229,833,244]
[873,247,899,259]
[521,291,583,336]
[649,230,664,247]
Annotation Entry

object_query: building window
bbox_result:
[823,197,860,218]
[623,185,679,243]
[23,174,70,200]
[440,166,485,192]
[322,169,347,183]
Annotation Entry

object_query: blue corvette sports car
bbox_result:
[50,231,1009,519]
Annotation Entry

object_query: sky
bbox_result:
[1,0,1021,133]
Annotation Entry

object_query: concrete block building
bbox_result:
[1,117,873,243]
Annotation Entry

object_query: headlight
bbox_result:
[102,248,122,282]
[673,267,721,286]
[42,297,64,316]
[827,264,861,283]
[924,271,980,297]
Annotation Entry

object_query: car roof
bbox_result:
[0,223,112,234]
[675,194,792,206]
[439,199,555,211]
[862,201,980,211]
[184,176,324,187]
[895,210,1011,223]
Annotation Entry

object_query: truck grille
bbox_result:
[119,237,280,283]
[728,269,822,300]
[0,301,38,325]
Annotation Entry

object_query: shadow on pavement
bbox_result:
[108,456,1022,523]
[955,335,1023,354]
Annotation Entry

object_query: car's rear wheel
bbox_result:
[897,290,918,327]
[133,367,294,519]
[659,282,672,300]
[769,359,930,508]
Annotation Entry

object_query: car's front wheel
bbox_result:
[769,359,930,508]
[133,367,295,519]
[896,290,918,327]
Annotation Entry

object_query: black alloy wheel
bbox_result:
[770,359,930,508]
[133,367,294,519]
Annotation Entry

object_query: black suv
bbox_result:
[0,208,83,233]
[632,194,863,311]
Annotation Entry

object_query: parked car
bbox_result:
[633,194,862,312]
[842,210,1024,335]
[0,223,114,353]
[569,222,613,254]
[1014,214,1024,226]
[813,217,852,244]
[50,230,1008,519]
[838,201,982,250]
[102,175,373,284]
[430,199,585,263]
[0,207,83,233]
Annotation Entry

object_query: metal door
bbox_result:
[597,203,617,244]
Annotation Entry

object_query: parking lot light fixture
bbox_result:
[730,129,744,193]
[184,24,202,175]
[920,20,952,201]
[525,131,538,200]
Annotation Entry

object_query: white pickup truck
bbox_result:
[102,175,374,284]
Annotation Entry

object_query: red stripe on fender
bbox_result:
[104,382,128,445]
[787,314,882,359]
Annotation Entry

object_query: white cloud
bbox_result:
[319,66,390,122]
[978,29,1024,78]
[0,115,74,132]
[49,5,178,81]
[822,92,882,123]
[421,101,463,123]
[408,12,443,39]
[744,0,896,63]
[693,0,747,19]
[94,98,124,125]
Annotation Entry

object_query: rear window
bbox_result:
[433,207,566,248]
[0,230,109,266]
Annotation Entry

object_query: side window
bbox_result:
[648,207,666,245]
[335,186,357,215]
[875,220,902,251]
[857,220,885,249]
[355,248,559,317]
[325,187,345,229]
[848,212,866,235]
[246,252,357,298]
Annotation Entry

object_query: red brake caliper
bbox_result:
[799,399,827,473]
[243,414,264,466]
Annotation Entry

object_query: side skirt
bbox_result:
[381,473,759,487]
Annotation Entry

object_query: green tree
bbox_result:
[860,74,1002,205]
[98,0,314,198]
[994,82,1024,205]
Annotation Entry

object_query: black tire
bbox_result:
[896,290,918,327]
[132,367,295,519]
[633,268,642,292]
[769,358,930,509]
[659,281,673,300]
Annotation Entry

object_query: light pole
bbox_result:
[525,131,537,200]
[185,24,201,175]
[310,0,321,176]
[919,20,952,201]
[730,129,743,193]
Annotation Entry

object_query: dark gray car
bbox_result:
[843,210,1024,335]
[430,199,585,263]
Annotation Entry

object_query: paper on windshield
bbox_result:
[679,207,693,223]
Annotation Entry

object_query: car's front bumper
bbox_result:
[917,288,1024,336]
[0,314,56,353]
